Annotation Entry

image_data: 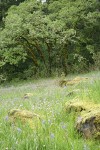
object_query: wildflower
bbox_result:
[42,120,46,125]
[4,116,9,121]
[19,104,23,107]
[62,124,67,129]
[16,127,22,133]
[11,123,15,128]
[60,122,67,130]
[64,86,67,89]
[48,119,52,124]
[13,98,19,101]
[16,141,18,144]
[50,133,55,139]
[83,144,90,150]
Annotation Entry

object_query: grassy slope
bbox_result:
[0,71,100,150]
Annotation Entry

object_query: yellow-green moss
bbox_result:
[59,76,89,87]
[65,100,100,139]
[76,107,100,139]
[65,100,100,113]
[8,109,41,129]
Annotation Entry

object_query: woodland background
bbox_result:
[0,0,100,81]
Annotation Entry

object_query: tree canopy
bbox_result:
[0,0,100,80]
[0,0,25,27]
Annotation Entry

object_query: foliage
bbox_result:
[0,0,25,27]
[0,0,100,80]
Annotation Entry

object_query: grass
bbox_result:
[0,71,100,150]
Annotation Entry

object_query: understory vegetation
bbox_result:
[0,71,100,150]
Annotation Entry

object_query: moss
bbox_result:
[65,100,89,113]
[67,77,88,85]
[65,100,100,139]
[8,109,41,129]
[65,100,100,113]
[24,93,34,99]
[76,108,100,139]
[59,79,67,87]
[59,77,89,87]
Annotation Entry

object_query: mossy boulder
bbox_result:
[76,109,100,139]
[24,93,34,99]
[59,79,67,87]
[59,77,88,87]
[65,100,100,139]
[66,77,88,85]
[8,109,40,129]
[65,100,89,113]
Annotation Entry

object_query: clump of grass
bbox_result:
[76,79,100,104]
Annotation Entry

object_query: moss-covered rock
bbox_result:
[65,100,100,139]
[24,93,34,99]
[59,79,67,87]
[76,109,100,139]
[65,100,89,113]
[65,100,100,113]
[67,77,88,85]
[59,77,88,87]
[8,109,40,129]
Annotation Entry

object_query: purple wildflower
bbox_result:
[4,116,9,121]
[41,120,46,125]
[50,133,55,139]
[48,119,52,124]
[60,122,67,130]
[17,127,22,133]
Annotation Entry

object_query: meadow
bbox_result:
[0,71,100,150]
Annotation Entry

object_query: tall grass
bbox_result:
[0,72,100,150]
